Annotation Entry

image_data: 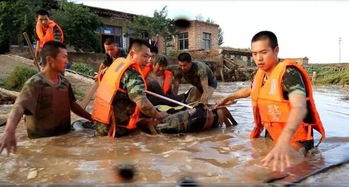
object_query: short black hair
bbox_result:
[150,45,158,54]
[153,55,168,66]
[251,31,278,49]
[177,52,192,63]
[128,39,150,54]
[104,38,115,46]
[40,41,66,66]
[36,9,49,17]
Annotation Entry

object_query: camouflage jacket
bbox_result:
[15,72,76,138]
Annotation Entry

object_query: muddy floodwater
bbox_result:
[0,82,348,186]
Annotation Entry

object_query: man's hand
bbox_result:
[261,93,308,171]
[0,132,17,155]
[261,142,295,171]
[155,111,169,121]
[215,98,237,108]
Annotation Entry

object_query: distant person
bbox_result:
[0,41,92,155]
[216,31,325,171]
[175,52,217,104]
[95,38,125,81]
[101,38,126,68]
[35,9,64,62]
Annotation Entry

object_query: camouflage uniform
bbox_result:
[282,67,306,98]
[167,62,217,92]
[53,25,63,43]
[183,61,217,92]
[153,106,219,134]
[95,68,147,137]
[166,64,183,83]
[14,72,76,139]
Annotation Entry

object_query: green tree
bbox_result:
[51,1,103,52]
[0,0,42,52]
[128,6,176,53]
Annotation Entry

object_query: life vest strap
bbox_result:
[108,107,117,138]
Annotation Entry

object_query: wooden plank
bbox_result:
[266,143,349,184]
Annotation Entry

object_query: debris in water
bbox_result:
[115,163,136,181]
[27,169,38,179]
[176,176,198,187]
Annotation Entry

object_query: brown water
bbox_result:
[0,82,348,185]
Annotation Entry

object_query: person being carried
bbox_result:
[92,39,168,138]
[174,52,217,104]
[216,31,325,171]
[35,9,64,62]
[0,41,92,155]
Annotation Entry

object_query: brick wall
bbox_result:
[173,20,219,51]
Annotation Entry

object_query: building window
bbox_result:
[203,32,211,50]
[179,32,188,50]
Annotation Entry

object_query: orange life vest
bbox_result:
[250,59,325,144]
[36,20,64,49]
[142,63,153,78]
[162,70,173,94]
[142,63,173,95]
[92,58,146,137]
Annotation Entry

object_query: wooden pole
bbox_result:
[22,32,40,72]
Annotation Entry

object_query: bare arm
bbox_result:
[0,105,25,155]
[71,102,92,121]
[135,98,168,120]
[199,79,210,104]
[261,93,307,171]
[172,78,180,95]
[216,87,251,107]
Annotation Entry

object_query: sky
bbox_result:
[73,0,349,63]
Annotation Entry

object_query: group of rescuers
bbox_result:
[0,9,326,172]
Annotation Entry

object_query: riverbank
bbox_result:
[305,63,349,86]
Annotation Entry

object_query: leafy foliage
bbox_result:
[70,62,96,76]
[0,0,42,48]
[3,66,37,91]
[128,6,176,49]
[305,65,349,85]
[51,1,103,52]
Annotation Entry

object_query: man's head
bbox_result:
[177,52,192,73]
[251,31,279,72]
[36,9,50,27]
[148,45,159,64]
[40,41,68,73]
[128,39,151,66]
[152,55,168,76]
[104,38,119,58]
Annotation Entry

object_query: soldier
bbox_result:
[35,9,64,66]
[92,39,168,137]
[175,52,217,104]
[216,31,325,171]
[0,41,92,155]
